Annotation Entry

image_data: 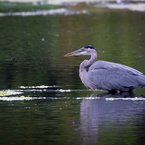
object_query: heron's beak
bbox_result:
[64,48,86,57]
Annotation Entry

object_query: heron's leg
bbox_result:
[108,89,118,94]
[128,88,133,94]
[120,88,134,94]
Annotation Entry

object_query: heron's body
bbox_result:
[80,60,145,92]
[65,45,145,93]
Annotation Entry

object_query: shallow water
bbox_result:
[0,8,145,145]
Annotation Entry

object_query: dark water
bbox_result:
[0,9,145,145]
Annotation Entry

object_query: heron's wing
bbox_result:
[88,61,145,90]
[89,61,143,75]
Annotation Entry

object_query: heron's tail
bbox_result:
[137,74,145,87]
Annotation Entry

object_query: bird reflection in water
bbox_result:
[79,92,145,145]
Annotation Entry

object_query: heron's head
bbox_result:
[64,45,96,57]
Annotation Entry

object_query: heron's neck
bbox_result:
[79,52,97,89]
[87,52,97,67]
[80,52,97,72]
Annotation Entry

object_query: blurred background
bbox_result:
[0,0,145,90]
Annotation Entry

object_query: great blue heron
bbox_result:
[64,45,145,93]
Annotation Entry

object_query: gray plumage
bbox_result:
[65,45,145,92]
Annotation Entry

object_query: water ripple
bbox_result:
[0,8,88,17]
[106,97,145,101]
